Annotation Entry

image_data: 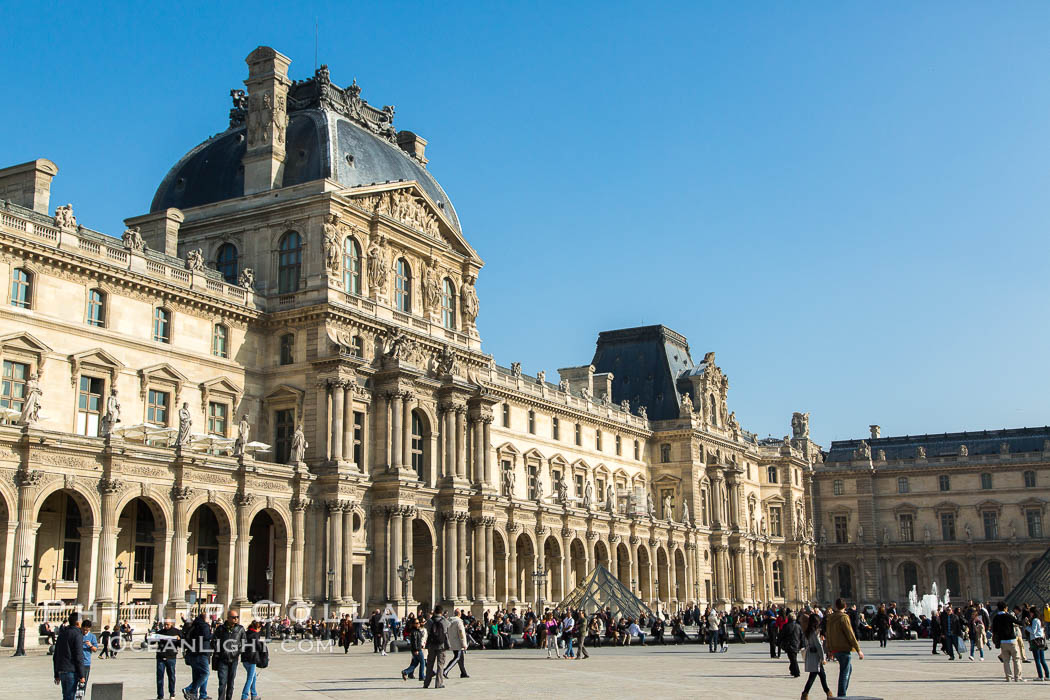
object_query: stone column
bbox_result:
[402,394,414,470]
[327,501,343,604]
[152,528,172,606]
[232,494,253,605]
[442,408,454,479]
[402,509,414,605]
[390,392,403,471]
[331,381,345,463]
[630,538,640,593]
[482,417,493,487]
[341,504,355,604]
[609,538,618,584]
[485,521,494,600]
[455,407,467,479]
[375,392,389,471]
[445,515,458,601]
[507,529,518,603]
[472,418,484,484]
[95,478,122,604]
[77,526,100,608]
[290,499,307,603]
[456,516,468,600]
[342,385,354,463]
[167,487,191,609]
[389,509,403,603]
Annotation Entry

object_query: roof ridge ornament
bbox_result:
[285,66,398,143]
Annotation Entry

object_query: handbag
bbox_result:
[1033,636,1047,651]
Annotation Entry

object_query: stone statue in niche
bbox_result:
[185,248,205,272]
[233,414,250,456]
[121,226,145,252]
[18,372,43,425]
[436,344,457,376]
[646,491,655,518]
[176,402,193,447]
[502,466,515,498]
[322,214,342,274]
[461,274,480,326]
[366,232,389,290]
[556,476,569,505]
[291,424,308,464]
[239,268,255,289]
[606,485,616,513]
[583,480,594,509]
[422,262,441,313]
[681,501,691,526]
[663,494,673,521]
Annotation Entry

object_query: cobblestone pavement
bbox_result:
[4,639,1049,699]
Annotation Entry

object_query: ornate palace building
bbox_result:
[0,47,816,645]
[812,425,1050,605]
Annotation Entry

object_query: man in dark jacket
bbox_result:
[182,613,213,700]
[150,618,182,700]
[765,614,780,658]
[423,607,449,689]
[778,613,804,677]
[212,611,245,700]
[53,612,86,700]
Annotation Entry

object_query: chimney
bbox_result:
[396,131,428,165]
[870,425,881,440]
[0,159,59,214]
[124,209,184,256]
[242,46,291,195]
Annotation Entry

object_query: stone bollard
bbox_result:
[91,682,122,700]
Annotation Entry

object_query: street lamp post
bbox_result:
[532,569,547,610]
[115,562,127,628]
[631,578,637,596]
[655,577,661,613]
[327,568,335,607]
[13,559,30,657]
[196,562,207,616]
[265,566,274,601]
[397,557,415,621]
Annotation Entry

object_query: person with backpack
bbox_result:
[148,618,182,700]
[401,617,426,682]
[240,620,268,700]
[422,606,449,689]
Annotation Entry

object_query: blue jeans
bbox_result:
[708,630,719,651]
[1034,646,1050,680]
[834,651,852,698]
[240,662,257,699]
[969,638,984,659]
[184,653,210,698]
[565,637,574,657]
[58,672,78,700]
[215,659,238,700]
[157,657,177,698]
[402,650,426,679]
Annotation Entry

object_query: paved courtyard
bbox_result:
[4,639,1048,700]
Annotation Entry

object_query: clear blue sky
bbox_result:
[3,2,1049,447]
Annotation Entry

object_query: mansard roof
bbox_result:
[591,325,694,421]
[825,426,1050,463]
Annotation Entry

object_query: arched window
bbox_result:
[988,561,1005,597]
[215,243,238,284]
[837,564,853,598]
[343,237,361,295]
[441,277,456,329]
[212,324,229,358]
[901,562,919,597]
[410,410,425,480]
[278,231,302,294]
[944,561,961,595]
[86,289,105,327]
[10,267,31,308]
[153,307,171,343]
[395,258,412,312]
[772,560,784,597]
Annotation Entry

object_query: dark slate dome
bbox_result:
[151,68,461,233]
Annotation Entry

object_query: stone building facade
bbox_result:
[0,47,817,645]
[812,425,1050,605]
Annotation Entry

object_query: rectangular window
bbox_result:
[528,410,535,434]
[207,402,228,436]
[147,389,169,425]
[152,308,171,343]
[615,435,622,456]
[279,334,294,365]
[76,375,104,436]
[939,474,950,491]
[940,512,956,541]
[834,515,848,544]
[981,473,993,490]
[983,511,998,540]
[1027,509,1043,538]
[633,440,639,460]
[700,489,709,526]
[769,507,782,537]
[133,544,154,583]
[767,465,778,483]
[833,479,843,496]
[212,325,228,358]
[596,477,605,503]
[1025,471,1037,488]
[899,513,914,542]
[527,465,538,500]
[897,477,909,494]
[1,360,29,412]
[353,411,364,466]
[552,416,560,440]
[575,474,584,503]
[503,404,510,428]
[595,430,602,451]
[574,424,581,446]
[274,408,295,464]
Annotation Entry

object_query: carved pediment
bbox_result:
[69,348,124,387]
[0,331,53,372]
[139,363,189,400]
[199,376,243,414]
[569,458,589,471]
[495,442,520,456]
[522,447,545,462]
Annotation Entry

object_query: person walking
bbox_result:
[969,610,986,661]
[98,625,112,660]
[874,605,889,648]
[767,613,781,659]
[574,612,590,659]
[53,611,86,700]
[182,612,213,700]
[401,617,426,681]
[545,613,562,658]
[239,620,267,700]
[422,606,449,689]
[562,612,576,658]
[80,619,98,686]
[369,610,385,655]
[212,611,245,700]
[443,609,469,679]
[150,618,182,700]
[707,609,720,652]
[825,598,863,698]
[800,613,832,700]
[992,601,1024,682]
[779,613,803,678]
[1027,613,1048,681]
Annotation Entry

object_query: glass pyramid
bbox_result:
[1005,548,1050,609]
[557,564,653,619]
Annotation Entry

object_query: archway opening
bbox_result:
[411,518,434,612]
[514,534,535,604]
[34,491,89,606]
[637,546,652,603]
[116,497,163,609]
[493,530,507,605]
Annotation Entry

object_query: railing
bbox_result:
[252,603,281,620]
[33,603,81,624]
[118,603,158,623]
[78,238,100,254]
[1,211,27,231]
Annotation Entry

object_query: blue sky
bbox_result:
[3,2,1049,447]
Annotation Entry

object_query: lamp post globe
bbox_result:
[265,565,274,601]
[396,557,415,620]
[12,558,30,657]
[326,568,335,608]
[115,561,127,627]
[196,561,207,616]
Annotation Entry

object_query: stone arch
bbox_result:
[410,515,435,612]
[115,494,169,607]
[514,531,537,604]
[937,558,965,600]
[674,547,687,605]
[897,560,922,599]
[113,488,170,532]
[568,536,588,588]
[637,543,653,603]
[616,541,631,587]
[656,545,670,602]
[541,534,564,602]
[832,561,855,600]
[186,500,235,608]
[493,527,508,604]
[981,558,1009,599]
[594,539,610,572]
[31,479,100,529]
[246,506,291,604]
[32,487,96,607]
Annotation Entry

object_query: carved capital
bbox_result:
[629,535,640,546]
[171,485,193,502]
[14,468,42,489]
[647,538,659,548]
[534,524,548,536]
[585,531,598,541]
[234,492,255,508]
[97,478,123,496]
[561,527,573,539]
[290,497,311,512]
[607,533,621,544]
